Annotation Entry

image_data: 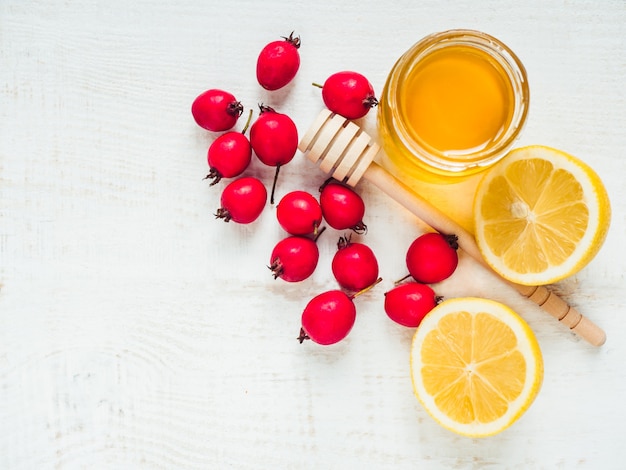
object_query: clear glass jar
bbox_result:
[378,30,530,183]
[377,29,529,231]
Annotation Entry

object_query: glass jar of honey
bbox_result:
[377,30,529,232]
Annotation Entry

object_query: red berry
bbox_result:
[249,106,299,166]
[192,89,243,132]
[298,277,381,345]
[269,236,319,282]
[406,232,459,283]
[215,177,267,224]
[318,71,378,120]
[298,290,356,345]
[319,181,367,233]
[256,32,301,91]
[249,105,299,204]
[276,191,322,236]
[206,136,250,185]
[331,237,379,292]
[205,110,254,185]
[384,282,439,327]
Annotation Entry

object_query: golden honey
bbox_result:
[402,45,514,155]
[378,30,529,232]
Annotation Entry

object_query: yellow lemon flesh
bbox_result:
[474,145,611,286]
[410,297,543,438]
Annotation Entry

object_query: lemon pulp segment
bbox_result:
[474,146,611,285]
[411,297,543,438]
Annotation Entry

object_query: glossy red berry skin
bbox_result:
[384,282,438,328]
[192,89,243,132]
[269,236,319,282]
[319,182,366,232]
[406,232,459,284]
[249,106,299,167]
[215,177,267,224]
[276,191,322,236]
[206,132,252,185]
[331,239,379,292]
[250,106,299,204]
[299,290,356,345]
[256,33,301,90]
[321,71,378,120]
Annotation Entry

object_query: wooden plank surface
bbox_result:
[1,0,625,468]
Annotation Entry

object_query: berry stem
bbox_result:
[311,82,323,89]
[241,108,254,134]
[270,164,281,205]
[393,274,412,285]
[313,225,327,242]
[350,277,383,300]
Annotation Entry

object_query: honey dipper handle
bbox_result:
[514,284,606,346]
[363,163,483,259]
[363,162,606,346]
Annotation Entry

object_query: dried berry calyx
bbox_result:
[258,103,275,114]
[282,31,301,49]
[444,234,459,250]
[227,101,244,118]
[363,95,379,109]
[204,168,222,186]
[214,208,232,222]
[269,259,284,280]
[336,235,351,250]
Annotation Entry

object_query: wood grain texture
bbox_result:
[1,0,626,468]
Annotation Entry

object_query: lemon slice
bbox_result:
[410,297,543,438]
[474,145,611,286]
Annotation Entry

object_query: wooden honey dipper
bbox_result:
[299,109,606,346]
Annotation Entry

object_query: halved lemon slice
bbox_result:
[410,297,543,438]
[474,145,611,286]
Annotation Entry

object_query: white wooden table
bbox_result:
[2,1,625,468]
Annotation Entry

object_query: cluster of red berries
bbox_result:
[270,181,381,346]
[384,233,459,328]
[192,32,460,346]
[299,230,460,345]
[193,33,302,214]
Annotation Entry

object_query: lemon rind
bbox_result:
[474,145,611,286]
[410,297,544,438]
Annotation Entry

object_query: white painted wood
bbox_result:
[1,0,625,468]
